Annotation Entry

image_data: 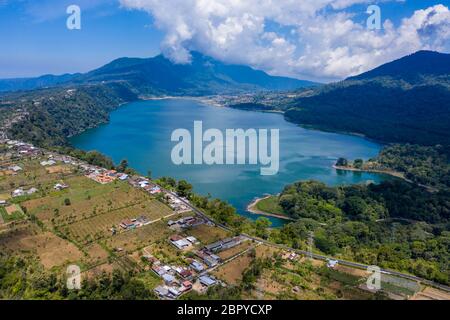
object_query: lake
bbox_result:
[71,99,386,227]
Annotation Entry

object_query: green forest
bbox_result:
[265,180,449,285]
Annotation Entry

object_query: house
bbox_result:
[170,234,183,241]
[139,181,149,188]
[176,268,193,279]
[162,265,172,273]
[327,259,339,269]
[162,273,176,285]
[199,275,217,287]
[168,287,181,298]
[12,188,25,197]
[54,183,68,190]
[154,286,169,298]
[202,255,219,267]
[152,265,167,277]
[190,260,204,272]
[172,239,191,250]
[40,160,56,166]
[27,187,38,195]
[118,174,129,181]
[186,236,198,244]
[182,281,193,291]
[9,165,22,172]
[149,186,161,194]
[204,241,223,253]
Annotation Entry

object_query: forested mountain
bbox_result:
[235,50,450,146]
[285,79,450,145]
[2,82,137,147]
[0,74,79,93]
[348,50,450,84]
[0,52,315,94]
[268,180,450,284]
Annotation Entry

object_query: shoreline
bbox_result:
[247,195,295,221]
[333,165,438,192]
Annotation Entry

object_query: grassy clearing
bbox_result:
[186,224,232,245]
[212,251,254,285]
[0,205,24,223]
[22,176,146,225]
[255,196,286,216]
[104,217,178,253]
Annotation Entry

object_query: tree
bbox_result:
[64,198,71,206]
[336,157,348,167]
[255,217,272,238]
[353,159,364,169]
[117,159,129,172]
[177,180,193,198]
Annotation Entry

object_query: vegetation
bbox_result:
[5,82,137,147]
[0,255,155,300]
[372,144,449,189]
[268,180,450,284]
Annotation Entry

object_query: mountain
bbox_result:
[0,52,316,94]
[228,51,450,146]
[283,51,450,146]
[347,50,450,84]
[0,73,79,92]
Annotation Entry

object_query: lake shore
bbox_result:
[247,195,295,221]
[333,165,438,192]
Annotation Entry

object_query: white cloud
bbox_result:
[120,0,450,81]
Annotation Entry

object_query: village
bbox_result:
[0,138,258,299]
[1,138,449,301]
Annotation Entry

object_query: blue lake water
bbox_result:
[71,99,387,227]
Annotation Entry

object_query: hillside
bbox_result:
[348,50,450,84]
[1,82,137,147]
[0,52,316,95]
[229,50,450,146]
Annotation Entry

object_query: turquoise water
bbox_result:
[70,99,387,227]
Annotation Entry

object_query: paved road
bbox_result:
[164,188,450,293]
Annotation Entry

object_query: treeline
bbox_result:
[267,180,450,284]
[374,144,450,188]
[337,144,450,189]
[6,82,137,147]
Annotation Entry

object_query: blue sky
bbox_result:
[1,0,449,80]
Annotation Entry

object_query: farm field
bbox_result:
[103,216,179,253]
[22,176,147,225]
[0,223,84,269]
[63,198,174,244]
[185,224,232,244]
[0,159,75,193]
[217,241,253,260]
[212,250,254,285]
[0,204,24,223]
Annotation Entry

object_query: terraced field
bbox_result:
[22,176,152,225]
[65,199,174,244]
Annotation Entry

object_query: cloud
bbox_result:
[120,0,450,81]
